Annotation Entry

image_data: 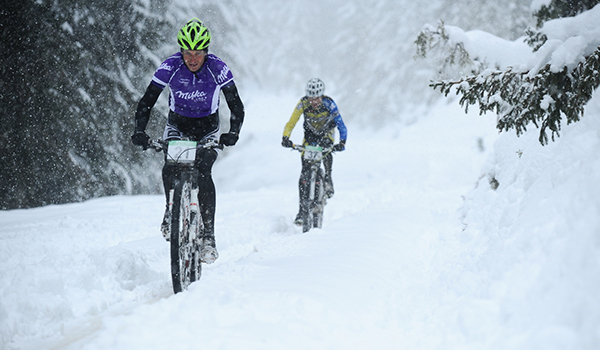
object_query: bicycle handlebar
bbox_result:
[147,139,166,152]
[291,144,335,153]
[146,139,223,152]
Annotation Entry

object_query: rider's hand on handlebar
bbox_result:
[281,136,293,148]
[333,140,346,152]
[220,132,239,146]
[131,130,150,150]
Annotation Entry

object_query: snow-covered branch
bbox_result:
[432,48,600,144]
[418,2,600,145]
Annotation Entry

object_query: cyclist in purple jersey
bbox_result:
[131,18,244,263]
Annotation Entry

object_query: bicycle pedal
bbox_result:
[161,224,170,241]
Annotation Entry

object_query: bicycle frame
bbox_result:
[148,138,221,293]
[292,144,334,232]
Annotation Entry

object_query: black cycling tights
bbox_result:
[162,148,218,237]
[298,153,332,211]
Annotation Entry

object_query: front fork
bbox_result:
[190,188,201,241]
[309,169,317,202]
[308,166,324,214]
[167,187,201,239]
[168,189,174,218]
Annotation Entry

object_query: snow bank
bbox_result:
[454,90,600,348]
[0,197,170,348]
[2,88,600,349]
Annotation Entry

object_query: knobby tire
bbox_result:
[302,167,325,232]
[170,178,202,294]
[313,168,325,229]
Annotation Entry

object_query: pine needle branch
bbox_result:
[430,46,600,145]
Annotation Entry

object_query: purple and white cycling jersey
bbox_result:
[151,53,234,119]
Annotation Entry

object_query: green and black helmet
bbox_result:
[177,18,211,51]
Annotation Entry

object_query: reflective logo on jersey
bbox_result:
[157,62,174,72]
[216,66,231,84]
[174,90,207,101]
[178,78,191,87]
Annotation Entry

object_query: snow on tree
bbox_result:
[416,1,600,145]
[0,0,171,209]
[532,0,600,27]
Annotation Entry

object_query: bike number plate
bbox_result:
[303,145,322,161]
[167,140,197,163]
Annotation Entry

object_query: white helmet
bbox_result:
[305,78,325,97]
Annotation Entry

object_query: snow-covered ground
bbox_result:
[3,89,599,349]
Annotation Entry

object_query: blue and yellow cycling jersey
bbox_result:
[283,96,347,144]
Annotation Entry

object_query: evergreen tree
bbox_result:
[0,0,169,209]
[416,1,600,145]
[533,0,600,27]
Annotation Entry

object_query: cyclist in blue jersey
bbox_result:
[131,18,244,263]
[281,78,347,226]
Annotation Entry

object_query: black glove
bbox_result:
[333,140,346,152]
[131,130,150,150]
[281,136,293,148]
[220,132,239,146]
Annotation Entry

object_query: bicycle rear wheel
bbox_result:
[302,211,313,233]
[170,179,202,294]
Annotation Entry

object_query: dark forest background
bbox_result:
[0,0,172,209]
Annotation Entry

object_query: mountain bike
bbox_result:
[147,138,222,294]
[292,144,335,233]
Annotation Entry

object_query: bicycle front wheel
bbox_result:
[302,168,318,233]
[170,179,202,294]
[312,168,325,229]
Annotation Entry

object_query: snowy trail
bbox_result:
[1,94,497,349]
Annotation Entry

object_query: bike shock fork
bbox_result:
[309,169,317,201]
[190,188,200,237]
[190,188,199,214]
[168,189,175,217]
